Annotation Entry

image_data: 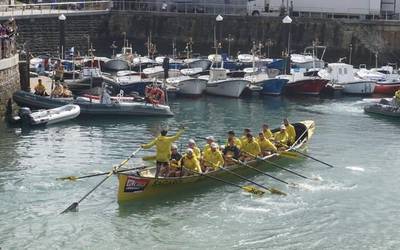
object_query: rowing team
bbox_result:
[140,118,297,178]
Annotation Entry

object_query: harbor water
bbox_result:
[1,95,400,249]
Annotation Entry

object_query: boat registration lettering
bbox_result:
[153,179,183,185]
[124,176,150,193]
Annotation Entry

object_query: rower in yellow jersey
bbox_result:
[274,125,289,150]
[202,142,224,173]
[240,128,251,148]
[180,148,202,176]
[283,118,296,146]
[188,139,201,159]
[203,136,215,155]
[241,133,261,161]
[226,130,242,149]
[257,132,277,156]
[262,124,274,140]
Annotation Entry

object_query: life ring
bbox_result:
[147,87,165,105]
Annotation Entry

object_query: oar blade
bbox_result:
[269,188,287,196]
[56,176,78,181]
[242,186,265,196]
[60,202,79,214]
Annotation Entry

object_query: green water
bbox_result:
[1,96,400,249]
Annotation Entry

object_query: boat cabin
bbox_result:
[321,63,355,83]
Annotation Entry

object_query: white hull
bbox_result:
[339,81,376,95]
[30,104,80,125]
[177,77,207,95]
[105,59,129,71]
[184,59,211,71]
[144,66,181,79]
[205,79,249,98]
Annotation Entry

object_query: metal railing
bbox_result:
[112,1,246,16]
[0,1,111,18]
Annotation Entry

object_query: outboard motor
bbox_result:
[19,107,33,125]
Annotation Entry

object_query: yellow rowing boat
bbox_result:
[117,120,315,202]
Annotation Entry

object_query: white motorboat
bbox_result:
[17,104,80,126]
[180,67,204,76]
[183,58,211,71]
[167,76,207,95]
[143,66,181,79]
[291,45,326,70]
[202,68,249,98]
[318,63,376,95]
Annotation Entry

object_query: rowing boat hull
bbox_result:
[117,120,316,202]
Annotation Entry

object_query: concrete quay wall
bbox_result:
[15,12,400,66]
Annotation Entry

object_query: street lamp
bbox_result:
[58,14,66,60]
[282,15,292,74]
[214,15,223,59]
[225,34,234,58]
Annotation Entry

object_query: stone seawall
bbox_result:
[15,12,400,66]
[0,54,20,118]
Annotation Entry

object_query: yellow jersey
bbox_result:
[203,150,224,170]
[274,131,289,146]
[285,124,296,145]
[142,129,184,162]
[180,155,202,173]
[263,129,274,140]
[257,138,277,152]
[242,140,261,157]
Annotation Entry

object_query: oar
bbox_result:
[290,149,335,168]
[245,151,314,181]
[184,168,265,196]
[57,166,147,181]
[231,158,297,187]
[218,166,287,196]
[60,147,142,214]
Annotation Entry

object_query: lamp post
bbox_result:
[349,43,353,65]
[225,34,234,59]
[214,15,223,57]
[58,14,66,60]
[282,15,292,75]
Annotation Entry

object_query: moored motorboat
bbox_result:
[9,104,80,127]
[318,63,376,95]
[202,68,249,98]
[13,90,174,117]
[167,76,207,96]
[116,120,315,202]
[184,58,211,71]
[374,82,400,95]
[279,72,328,96]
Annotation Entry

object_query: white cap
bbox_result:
[186,148,193,154]
[188,139,195,144]
[220,145,226,150]
[280,124,286,130]
[211,142,218,149]
[206,136,215,141]
[171,144,178,149]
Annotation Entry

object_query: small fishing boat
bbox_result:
[117,120,315,202]
[184,58,211,71]
[8,104,80,127]
[244,69,287,96]
[13,91,174,117]
[64,67,104,93]
[374,82,400,95]
[279,72,328,96]
[364,99,400,117]
[166,76,207,96]
[143,66,181,79]
[291,45,326,70]
[318,63,376,95]
[202,68,250,98]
